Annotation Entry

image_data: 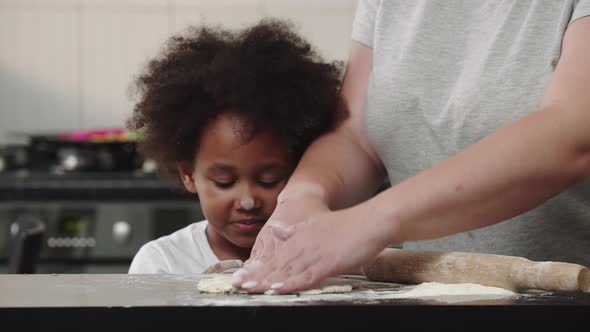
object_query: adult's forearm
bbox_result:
[279,128,386,210]
[278,41,385,210]
[370,108,590,244]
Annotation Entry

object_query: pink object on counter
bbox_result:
[58,128,131,142]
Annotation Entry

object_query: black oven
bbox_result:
[0,198,203,273]
[0,132,204,273]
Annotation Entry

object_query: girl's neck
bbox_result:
[205,225,251,262]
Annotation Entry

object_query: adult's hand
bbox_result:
[242,193,330,280]
[233,200,389,293]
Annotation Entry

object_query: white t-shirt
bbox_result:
[128,220,220,274]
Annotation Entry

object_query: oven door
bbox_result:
[0,201,204,273]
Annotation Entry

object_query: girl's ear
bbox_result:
[176,161,197,193]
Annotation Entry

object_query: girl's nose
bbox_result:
[240,198,255,210]
[236,184,260,211]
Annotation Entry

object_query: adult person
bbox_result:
[232,0,590,293]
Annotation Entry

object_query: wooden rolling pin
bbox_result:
[360,248,590,292]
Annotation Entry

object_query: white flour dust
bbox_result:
[195,278,519,306]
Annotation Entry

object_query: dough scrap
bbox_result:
[297,285,353,295]
[197,274,355,295]
[197,274,246,294]
[387,282,516,298]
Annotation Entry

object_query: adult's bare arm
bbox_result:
[276,41,386,211]
[234,41,385,289]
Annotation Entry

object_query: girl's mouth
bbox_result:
[231,219,265,233]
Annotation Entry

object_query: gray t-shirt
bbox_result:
[353,0,590,266]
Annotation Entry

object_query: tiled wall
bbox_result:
[0,0,358,144]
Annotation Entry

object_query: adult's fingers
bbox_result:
[234,223,299,291]
[265,250,326,294]
[234,242,310,293]
[231,259,276,292]
[268,269,323,294]
[235,241,306,292]
[245,223,292,267]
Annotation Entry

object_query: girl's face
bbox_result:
[178,113,294,259]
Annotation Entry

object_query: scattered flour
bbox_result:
[196,276,518,305]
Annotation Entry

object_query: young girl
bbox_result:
[127,19,342,273]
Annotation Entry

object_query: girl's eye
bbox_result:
[212,180,235,189]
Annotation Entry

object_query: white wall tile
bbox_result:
[260,14,355,61]
[173,0,262,10]
[0,0,80,8]
[262,0,357,12]
[172,0,263,33]
[80,7,170,130]
[0,5,79,142]
[297,14,354,61]
[0,0,359,143]
[82,0,169,9]
[261,0,358,61]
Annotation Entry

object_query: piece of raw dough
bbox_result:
[197,274,356,295]
[296,284,353,295]
[197,274,246,294]
[387,282,516,298]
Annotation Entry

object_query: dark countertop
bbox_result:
[1,274,589,331]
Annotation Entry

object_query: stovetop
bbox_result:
[0,172,195,201]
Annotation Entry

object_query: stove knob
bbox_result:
[10,221,20,238]
[141,159,158,174]
[112,220,132,243]
[10,215,44,238]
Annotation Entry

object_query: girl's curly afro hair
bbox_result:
[127,18,343,181]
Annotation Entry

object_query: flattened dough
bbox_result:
[197,274,244,294]
[387,282,516,298]
[197,274,359,295]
